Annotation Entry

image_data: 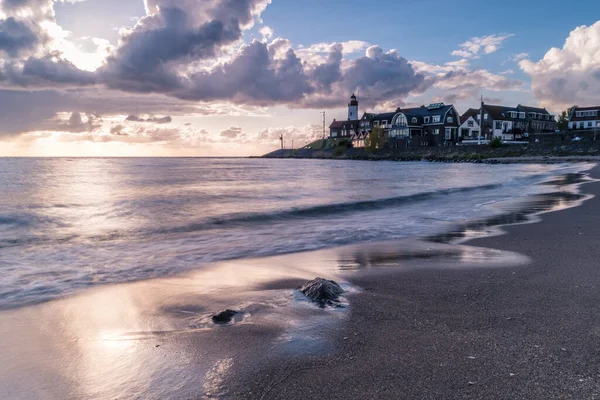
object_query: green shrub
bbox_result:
[488,137,503,148]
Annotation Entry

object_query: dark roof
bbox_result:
[517,104,550,114]
[483,104,518,120]
[460,108,479,124]
[370,112,397,122]
[329,120,344,129]
[570,106,600,121]
[572,106,600,111]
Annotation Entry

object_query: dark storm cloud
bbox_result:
[0,18,39,57]
[100,0,269,93]
[21,56,96,86]
[125,115,172,124]
[179,41,312,103]
[310,43,342,90]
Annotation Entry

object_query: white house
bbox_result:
[458,108,481,139]
[569,106,600,130]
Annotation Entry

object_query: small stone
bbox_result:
[155,344,160,348]
[212,309,239,324]
[467,356,476,360]
[510,373,515,377]
[468,381,477,386]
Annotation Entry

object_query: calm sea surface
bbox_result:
[0,158,592,308]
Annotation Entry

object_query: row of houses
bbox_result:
[329,94,600,148]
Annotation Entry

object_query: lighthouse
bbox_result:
[348,93,359,121]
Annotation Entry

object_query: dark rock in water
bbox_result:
[300,277,345,307]
[212,309,239,324]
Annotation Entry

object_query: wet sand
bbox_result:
[1,165,600,399]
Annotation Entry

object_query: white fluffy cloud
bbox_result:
[520,21,600,110]
[451,34,514,59]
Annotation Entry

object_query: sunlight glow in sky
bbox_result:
[1,0,600,156]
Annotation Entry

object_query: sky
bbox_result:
[1,0,600,156]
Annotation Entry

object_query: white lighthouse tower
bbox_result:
[348,93,359,121]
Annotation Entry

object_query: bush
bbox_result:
[332,146,345,157]
[488,137,503,148]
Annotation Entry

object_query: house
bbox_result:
[458,108,481,139]
[568,106,600,130]
[329,94,361,140]
[473,103,556,140]
[329,119,359,139]
[354,103,461,148]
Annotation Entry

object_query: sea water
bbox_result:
[0,158,593,308]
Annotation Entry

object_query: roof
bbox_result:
[517,104,551,115]
[570,106,600,121]
[329,120,344,129]
[370,112,397,122]
[572,105,600,111]
[483,104,518,120]
[460,108,479,124]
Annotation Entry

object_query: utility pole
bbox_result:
[478,95,483,145]
[321,111,326,139]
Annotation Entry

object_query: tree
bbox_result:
[365,127,385,153]
[557,110,569,131]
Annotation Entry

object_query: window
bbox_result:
[382,120,388,126]
[461,128,470,137]
[424,117,430,123]
[445,128,452,140]
[476,115,481,120]
[576,110,599,117]
[484,113,489,120]
[374,121,379,126]
[433,128,439,135]
[495,121,502,129]
[447,116,454,123]
[509,112,517,118]
[392,113,407,127]
[433,116,441,123]
[467,120,474,127]
[588,122,593,128]
[349,111,353,117]
[411,117,418,124]
[519,112,525,119]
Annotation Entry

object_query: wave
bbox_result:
[0,183,503,248]
[151,183,504,234]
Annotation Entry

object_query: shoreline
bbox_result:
[1,164,600,399]
[230,164,600,399]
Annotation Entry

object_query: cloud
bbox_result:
[259,26,273,40]
[39,111,102,133]
[0,17,40,57]
[412,58,523,104]
[125,115,172,124]
[219,126,243,139]
[520,21,600,110]
[451,34,514,58]
[100,0,271,93]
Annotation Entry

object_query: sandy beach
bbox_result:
[1,164,600,399]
